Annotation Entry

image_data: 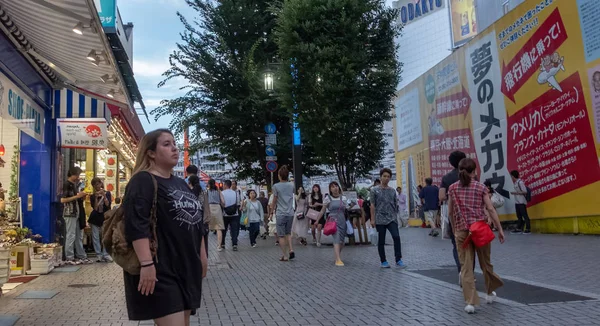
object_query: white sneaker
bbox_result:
[316,243,321,247]
[217,246,223,252]
[486,291,497,304]
[104,256,113,263]
[458,272,462,287]
[464,305,475,314]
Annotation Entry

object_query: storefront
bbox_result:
[0,33,55,242]
[55,89,139,205]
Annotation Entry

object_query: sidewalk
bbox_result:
[0,228,598,325]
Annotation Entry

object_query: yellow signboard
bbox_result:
[394,0,600,228]
[450,0,478,47]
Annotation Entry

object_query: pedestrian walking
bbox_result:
[189,175,211,256]
[370,168,406,269]
[221,180,241,251]
[122,129,207,324]
[448,158,505,314]
[396,187,408,228]
[61,166,91,265]
[292,187,309,246]
[309,184,325,246]
[320,181,348,266]
[257,191,269,238]
[439,151,467,281]
[241,190,264,247]
[419,178,440,236]
[271,166,296,261]
[88,177,113,262]
[207,179,225,251]
[510,170,531,234]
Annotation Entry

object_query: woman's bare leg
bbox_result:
[154,310,187,326]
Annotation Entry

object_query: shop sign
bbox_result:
[58,118,108,149]
[0,72,45,143]
[105,154,117,193]
[95,0,117,29]
[392,0,446,26]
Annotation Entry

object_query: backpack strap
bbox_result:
[147,172,159,263]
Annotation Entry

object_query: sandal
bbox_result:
[289,251,295,260]
[279,256,289,262]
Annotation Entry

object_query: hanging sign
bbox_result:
[58,118,108,149]
[105,154,118,193]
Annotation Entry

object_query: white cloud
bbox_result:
[133,58,171,77]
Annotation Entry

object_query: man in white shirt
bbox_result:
[510,170,531,234]
[221,180,241,250]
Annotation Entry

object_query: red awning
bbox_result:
[107,103,145,142]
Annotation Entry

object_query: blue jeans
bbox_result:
[376,221,402,263]
[65,217,87,260]
[248,222,260,245]
[448,220,461,273]
[91,224,108,258]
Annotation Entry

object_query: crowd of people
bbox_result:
[59,128,535,324]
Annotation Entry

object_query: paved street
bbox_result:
[1,228,600,325]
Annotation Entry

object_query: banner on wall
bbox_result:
[58,118,108,149]
[394,0,600,220]
[450,0,478,48]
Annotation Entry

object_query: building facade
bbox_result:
[0,0,145,242]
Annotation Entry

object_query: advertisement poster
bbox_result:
[450,0,478,47]
[395,87,423,151]
[105,154,118,193]
[58,118,108,149]
[394,0,600,221]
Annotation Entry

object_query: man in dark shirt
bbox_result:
[61,167,91,265]
[439,151,466,284]
[419,178,440,236]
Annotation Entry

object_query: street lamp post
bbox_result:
[264,65,303,191]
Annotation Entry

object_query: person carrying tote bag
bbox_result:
[448,158,505,315]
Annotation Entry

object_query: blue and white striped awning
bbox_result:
[53,88,111,121]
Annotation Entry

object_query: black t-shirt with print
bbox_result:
[123,172,204,319]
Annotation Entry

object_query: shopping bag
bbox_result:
[346,220,354,235]
[369,228,378,246]
[441,204,451,239]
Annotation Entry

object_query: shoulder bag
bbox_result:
[103,172,159,275]
[453,187,495,248]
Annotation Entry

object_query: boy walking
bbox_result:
[370,168,406,269]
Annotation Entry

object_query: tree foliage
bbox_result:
[274,0,401,189]
[153,0,320,184]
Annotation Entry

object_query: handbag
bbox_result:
[306,209,320,221]
[295,198,308,220]
[453,188,495,248]
[103,172,158,275]
[323,218,337,236]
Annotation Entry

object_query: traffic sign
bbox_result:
[266,156,277,161]
[266,161,278,172]
[265,145,276,156]
[265,134,277,145]
[264,123,276,134]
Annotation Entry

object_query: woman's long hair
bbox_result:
[188,175,202,197]
[298,187,306,199]
[208,179,218,191]
[133,129,174,175]
[311,184,322,201]
[458,158,477,187]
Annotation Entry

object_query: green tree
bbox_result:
[153,0,320,184]
[274,0,401,190]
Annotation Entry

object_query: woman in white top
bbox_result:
[291,187,309,246]
[242,190,264,247]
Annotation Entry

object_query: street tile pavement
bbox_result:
[0,228,598,325]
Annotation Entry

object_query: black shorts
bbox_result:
[310,214,327,226]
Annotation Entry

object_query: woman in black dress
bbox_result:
[309,184,325,246]
[123,129,207,325]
